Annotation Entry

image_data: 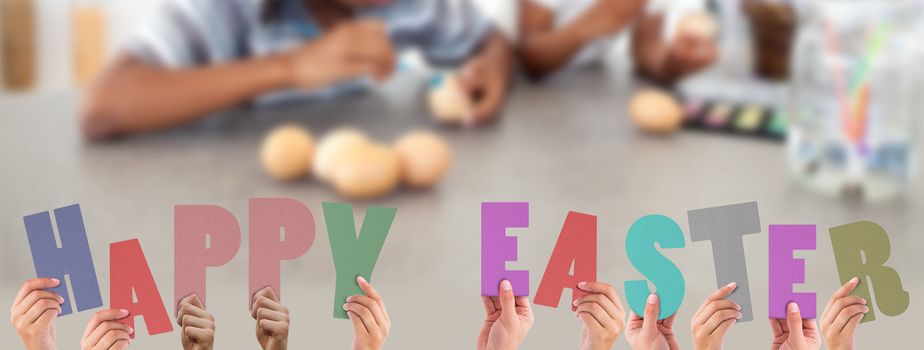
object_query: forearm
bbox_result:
[479,30,515,77]
[81,53,292,140]
[517,23,590,80]
[631,14,672,85]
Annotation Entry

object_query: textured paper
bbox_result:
[481,202,530,297]
[624,215,686,320]
[768,225,816,319]
[174,205,241,315]
[829,221,910,322]
[688,202,760,322]
[534,212,596,309]
[323,202,395,319]
[250,198,316,308]
[22,204,102,316]
[110,239,173,337]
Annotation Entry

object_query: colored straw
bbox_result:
[822,20,855,142]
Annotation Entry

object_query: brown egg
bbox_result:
[679,10,719,41]
[628,89,683,134]
[313,128,370,182]
[331,143,401,199]
[428,73,471,123]
[261,125,315,181]
[394,131,451,188]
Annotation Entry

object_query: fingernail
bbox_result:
[860,298,867,305]
[356,275,367,284]
[128,327,134,334]
[346,296,353,302]
[572,299,580,307]
[57,296,65,303]
[736,312,743,319]
[726,282,737,289]
[862,306,870,313]
[849,277,859,285]
[735,304,741,310]
[647,294,658,305]
[119,309,130,316]
[577,282,588,289]
[788,302,799,313]
[342,304,349,310]
[500,280,512,291]
[50,278,60,285]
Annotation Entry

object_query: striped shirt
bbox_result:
[122,0,492,100]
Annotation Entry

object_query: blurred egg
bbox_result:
[261,125,315,181]
[679,10,719,40]
[428,73,471,123]
[313,128,370,182]
[629,89,683,134]
[331,143,401,199]
[394,131,451,188]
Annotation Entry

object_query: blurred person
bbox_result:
[251,287,291,350]
[477,279,534,350]
[517,0,718,84]
[177,294,215,350]
[81,0,513,140]
[572,281,626,350]
[769,302,821,350]
[624,293,680,350]
[690,283,741,350]
[820,278,868,350]
[342,276,390,350]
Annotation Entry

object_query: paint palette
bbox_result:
[682,99,787,141]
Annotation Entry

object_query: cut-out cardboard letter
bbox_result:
[174,205,241,315]
[110,239,173,337]
[768,224,816,319]
[687,202,760,322]
[250,198,315,307]
[829,221,909,322]
[534,211,597,309]
[324,202,396,319]
[624,214,686,320]
[481,202,530,297]
[23,204,102,316]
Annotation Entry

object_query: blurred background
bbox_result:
[2,0,923,349]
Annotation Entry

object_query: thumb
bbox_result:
[498,280,516,321]
[642,293,660,334]
[785,302,806,345]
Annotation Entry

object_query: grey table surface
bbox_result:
[1,69,921,349]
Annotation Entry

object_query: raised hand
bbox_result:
[343,276,391,350]
[573,281,626,350]
[251,287,290,350]
[10,278,64,350]
[625,293,681,350]
[80,309,133,350]
[820,278,868,350]
[477,280,535,350]
[691,283,741,350]
[177,294,215,350]
[769,302,821,350]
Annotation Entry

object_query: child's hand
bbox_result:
[177,294,215,350]
[477,280,534,350]
[820,278,868,350]
[691,283,741,350]
[769,302,821,350]
[284,19,396,90]
[573,281,625,350]
[663,33,718,81]
[80,309,133,350]
[10,278,64,350]
[625,294,681,350]
[457,31,513,126]
[581,0,648,39]
[251,287,290,350]
[343,276,391,350]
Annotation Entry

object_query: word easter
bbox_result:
[22,199,395,338]
[481,201,910,323]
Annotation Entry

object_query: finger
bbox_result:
[346,295,386,327]
[824,278,860,313]
[251,293,286,319]
[702,309,741,335]
[832,304,869,334]
[184,325,215,343]
[641,294,660,334]
[576,303,613,330]
[108,339,130,350]
[346,308,369,335]
[695,300,740,325]
[712,317,737,339]
[14,291,63,318]
[628,310,642,322]
[343,303,375,333]
[356,276,388,320]
[94,330,132,350]
[179,315,213,330]
[13,278,60,307]
[574,294,620,319]
[83,309,130,340]
[662,313,677,328]
[33,307,59,329]
[694,282,737,317]
[769,318,784,337]
[823,296,866,326]
[256,308,290,323]
[497,280,517,323]
[258,319,289,337]
[841,312,864,338]
[577,281,624,311]
[577,311,604,332]
[22,299,62,325]
[481,296,497,315]
[177,301,213,327]
[784,302,807,344]
[468,78,503,124]
[87,321,134,347]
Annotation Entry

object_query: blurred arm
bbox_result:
[631,13,672,84]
